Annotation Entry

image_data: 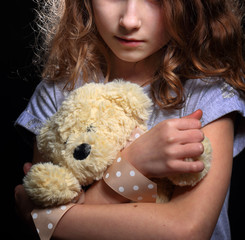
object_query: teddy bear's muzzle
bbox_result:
[73,143,91,160]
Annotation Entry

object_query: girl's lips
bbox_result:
[115,36,144,47]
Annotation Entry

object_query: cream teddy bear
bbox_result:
[23,81,152,207]
[23,81,211,207]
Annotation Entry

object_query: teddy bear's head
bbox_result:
[37,81,152,186]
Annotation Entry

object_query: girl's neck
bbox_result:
[109,51,162,86]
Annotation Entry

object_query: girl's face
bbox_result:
[92,0,169,63]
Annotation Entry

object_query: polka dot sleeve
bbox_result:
[103,128,157,202]
[32,204,76,240]
[31,192,84,240]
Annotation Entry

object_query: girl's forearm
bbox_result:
[53,178,218,240]
[53,178,226,240]
[53,202,191,240]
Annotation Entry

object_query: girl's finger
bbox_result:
[166,159,205,174]
[176,118,202,130]
[182,109,203,120]
[166,142,204,160]
[23,162,33,175]
[167,129,204,144]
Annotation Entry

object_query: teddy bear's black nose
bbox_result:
[73,143,91,160]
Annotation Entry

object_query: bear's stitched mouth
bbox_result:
[73,143,91,160]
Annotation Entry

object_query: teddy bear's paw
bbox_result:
[167,137,212,187]
[155,178,174,203]
[23,162,81,207]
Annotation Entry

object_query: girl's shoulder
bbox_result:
[14,78,82,144]
[182,78,245,156]
[182,78,245,120]
[33,77,86,110]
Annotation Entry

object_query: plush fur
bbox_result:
[23,80,212,207]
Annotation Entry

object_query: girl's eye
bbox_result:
[86,125,96,132]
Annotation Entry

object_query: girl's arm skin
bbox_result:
[15,111,234,239]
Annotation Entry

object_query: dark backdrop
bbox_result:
[3,1,244,239]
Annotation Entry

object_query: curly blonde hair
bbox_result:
[35,0,245,109]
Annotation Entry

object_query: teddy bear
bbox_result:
[23,80,212,207]
[23,80,152,207]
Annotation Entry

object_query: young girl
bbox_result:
[15,0,245,239]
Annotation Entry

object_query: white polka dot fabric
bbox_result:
[32,203,75,240]
[103,155,157,202]
[103,128,157,203]
[31,191,85,240]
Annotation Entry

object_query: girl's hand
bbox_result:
[15,184,36,232]
[15,162,36,231]
[121,110,205,178]
[23,162,32,174]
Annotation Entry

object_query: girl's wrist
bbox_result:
[100,179,130,203]
[103,152,157,203]
[84,179,129,204]
[121,144,149,178]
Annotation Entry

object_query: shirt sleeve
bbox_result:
[15,80,66,145]
[181,78,245,157]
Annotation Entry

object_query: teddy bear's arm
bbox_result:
[23,162,81,207]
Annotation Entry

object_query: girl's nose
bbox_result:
[119,2,141,30]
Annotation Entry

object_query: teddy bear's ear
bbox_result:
[36,117,64,161]
[36,89,90,160]
[103,80,153,123]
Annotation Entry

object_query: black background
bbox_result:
[2,1,245,239]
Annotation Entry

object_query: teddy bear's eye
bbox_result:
[64,137,70,145]
[86,125,95,132]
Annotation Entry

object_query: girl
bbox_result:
[15,0,245,239]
